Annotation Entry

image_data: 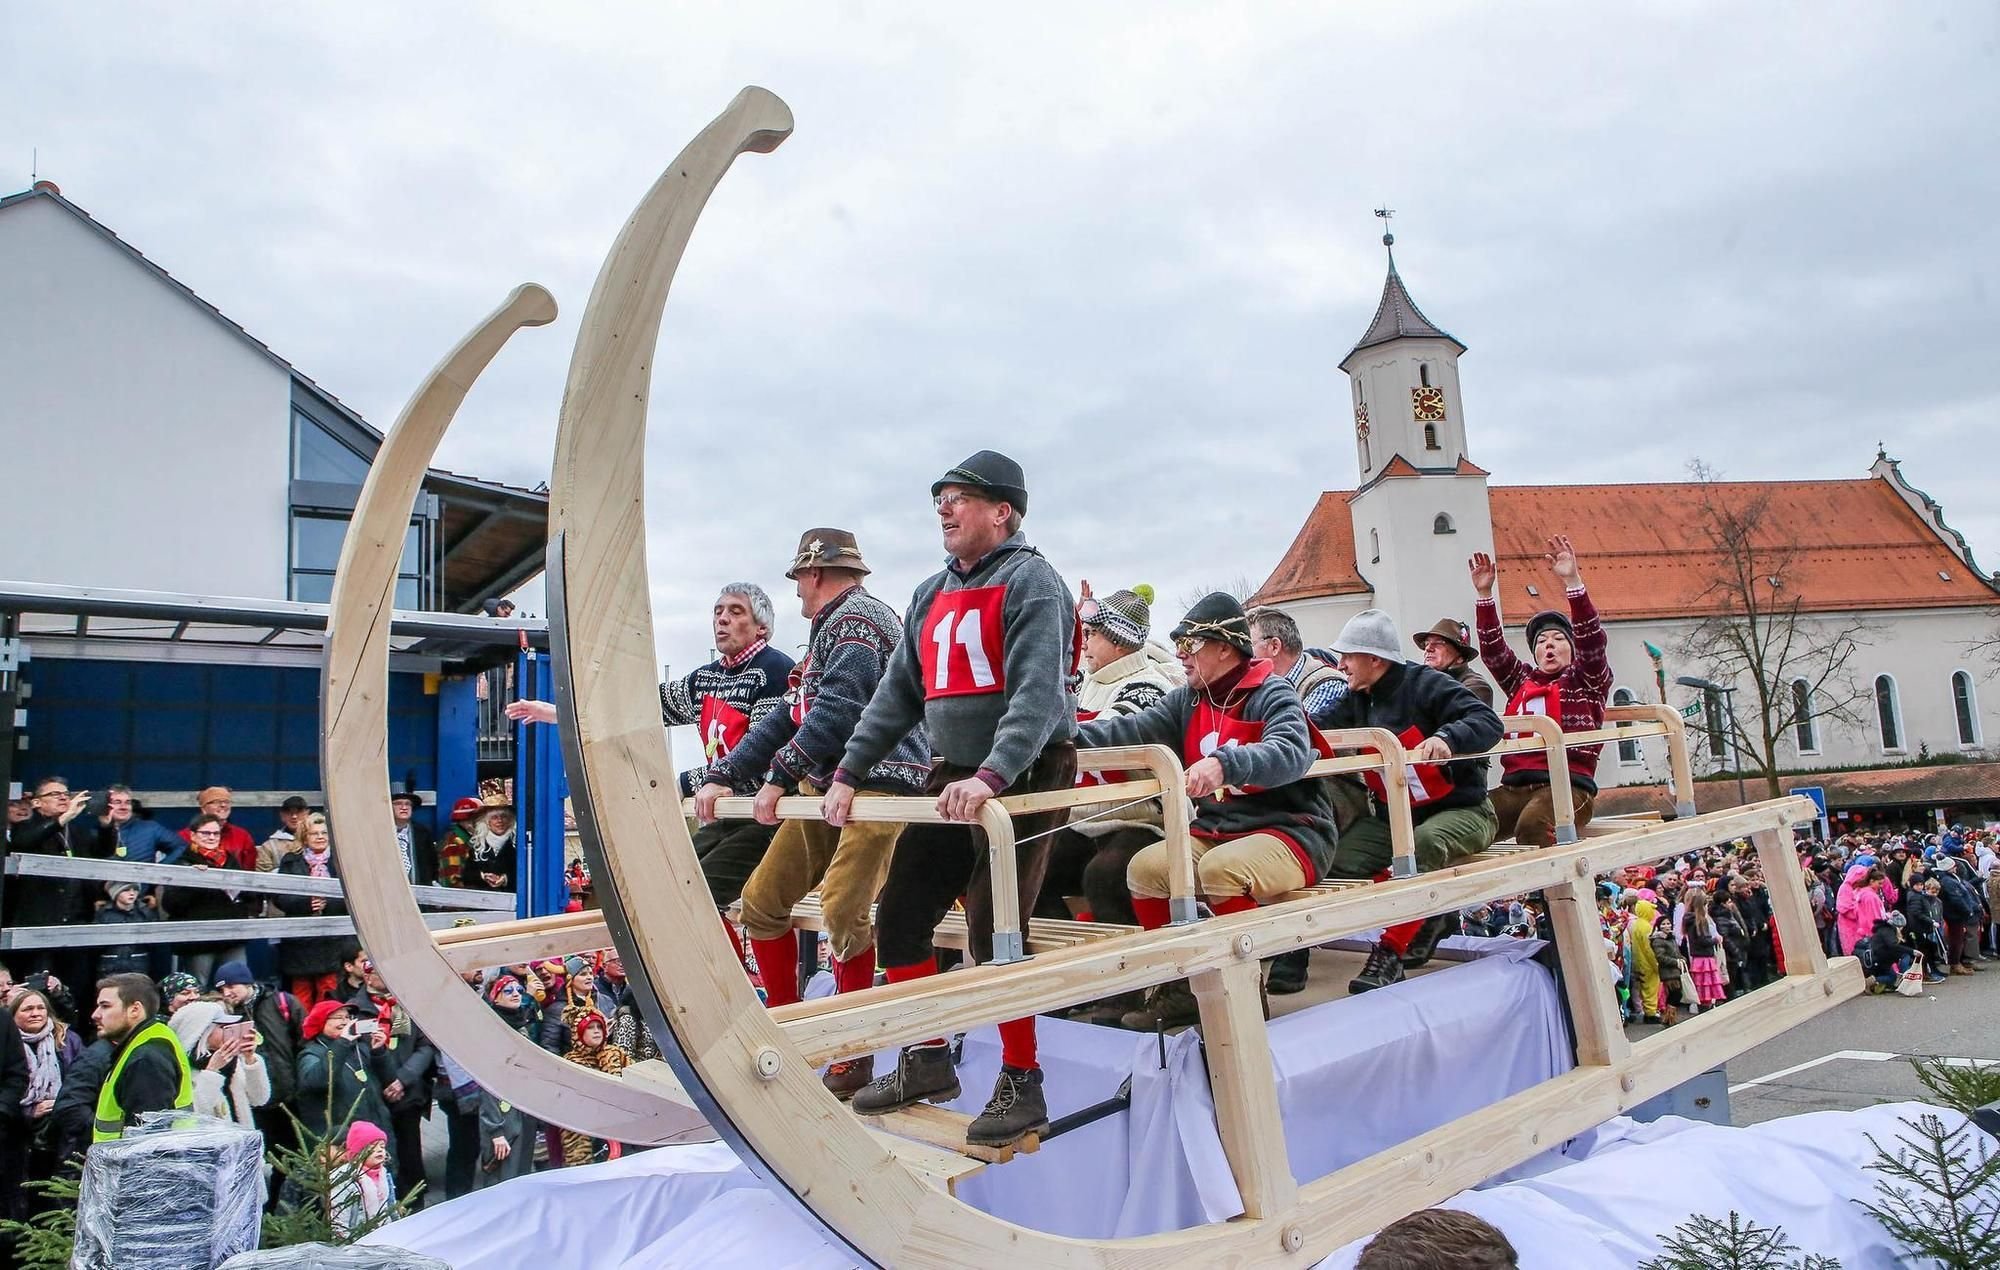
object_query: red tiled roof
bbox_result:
[1488,479,1995,621]
[1256,475,1996,619]
[1254,492,1370,603]
[1593,761,2000,817]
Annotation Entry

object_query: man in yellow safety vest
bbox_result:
[90,973,192,1143]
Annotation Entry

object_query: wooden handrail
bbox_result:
[0,909,501,952]
[1604,703,1699,815]
[1312,727,1421,876]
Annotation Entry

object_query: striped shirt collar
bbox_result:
[719,637,769,671]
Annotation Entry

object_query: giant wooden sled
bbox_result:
[320,86,1862,1267]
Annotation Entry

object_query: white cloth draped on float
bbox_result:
[372,1101,1981,1269]
[370,941,1571,1261]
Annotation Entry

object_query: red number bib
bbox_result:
[1505,679,1563,734]
[1360,724,1456,805]
[919,586,1008,700]
[698,697,750,762]
[1074,709,1131,787]
[1184,706,1270,795]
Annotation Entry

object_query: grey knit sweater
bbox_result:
[837,534,1077,787]
[706,586,930,794]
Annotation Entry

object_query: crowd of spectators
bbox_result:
[0,776,571,1234]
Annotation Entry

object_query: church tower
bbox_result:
[1342,227,1496,638]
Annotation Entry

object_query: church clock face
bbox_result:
[1411,386,1446,421]
[1354,402,1370,437]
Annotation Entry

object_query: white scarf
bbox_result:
[19,1022,62,1106]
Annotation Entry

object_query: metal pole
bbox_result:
[1721,687,1747,807]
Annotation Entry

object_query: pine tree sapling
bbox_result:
[1639,1209,1840,1270]
[0,1174,83,1270]
[1859,1112,2000,1270]
[1909,1055,2000,1120]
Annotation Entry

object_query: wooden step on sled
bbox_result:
[322,86,1861,1267]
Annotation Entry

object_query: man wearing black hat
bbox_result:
[823,450,1077,1149]
[390,791,438,886]
[1469,536,1614,846]
[1074,592,1340,1028]
[694,529,930,1098]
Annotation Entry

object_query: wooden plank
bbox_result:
[0,909,501,951]
[317,277,711,1152]
[3,850,512,911]
[1542,880,1630,1066]
[869,1102,1041,1166]
[1753,823,1830,979]
[772,800,1807,1066]
[1188,960,1296,1219]
[1606,704,1697,813]
[125,788,437,810]
[435,914,615,973]
[1500,714,1577,843]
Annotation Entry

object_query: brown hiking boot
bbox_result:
[822,1055,874,1100]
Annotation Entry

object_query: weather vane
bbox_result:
[1374,205,1395,249]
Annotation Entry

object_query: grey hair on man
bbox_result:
[1247,607,1304,657]
[718,582,776,636]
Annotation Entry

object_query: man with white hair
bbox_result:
[509,583,793,947]
[1320,608,1503,993]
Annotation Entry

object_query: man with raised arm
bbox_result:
[692,529,930,1099]
[1469,535,1615,847]
[1318,610,1505,993]
[823,451,1077,1150]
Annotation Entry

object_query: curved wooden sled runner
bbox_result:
[327,85,1864,1266]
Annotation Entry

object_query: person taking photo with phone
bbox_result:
[294,998,397,1155]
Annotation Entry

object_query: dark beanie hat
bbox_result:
[1525,609,1574,649]
[1171,592,1254,656]
[932,450,1028,516]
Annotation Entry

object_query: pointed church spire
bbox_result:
[1343,224,1465,365]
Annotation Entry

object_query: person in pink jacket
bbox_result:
[1836,865,1885,956]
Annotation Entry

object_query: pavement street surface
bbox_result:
[1630,956,2000,1126]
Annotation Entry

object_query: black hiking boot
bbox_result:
[966,1065,1049,1148]
[850,1042,960,1115]
[1399,914,1455,968]
[1347,939,1407,995]
[1118,979,1201,1031]
[1265,947,1310,995]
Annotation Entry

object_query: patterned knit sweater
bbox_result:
[1475,585,1614,793]
[660,643,796,795]
[707,586,931,794]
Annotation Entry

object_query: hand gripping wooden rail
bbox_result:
[324,86,1863,1266]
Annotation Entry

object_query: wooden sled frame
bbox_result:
[323,86,1862,1265]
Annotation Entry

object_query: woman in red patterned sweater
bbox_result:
[1469,535,1615,846]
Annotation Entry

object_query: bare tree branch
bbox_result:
[1674,459,1878,796]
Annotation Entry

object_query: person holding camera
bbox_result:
[168,999,269,1132]
[293,998,397,1155]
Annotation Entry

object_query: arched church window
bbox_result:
[1792,680,1818,753]
[1875,674,1902,751]
[1370,529,1380,564]
[1419,364,1431,388]
[1953,670,1980,746]
[1424,424,1440,450]
[1432,513,1454,535]
[1613,688,1640,764]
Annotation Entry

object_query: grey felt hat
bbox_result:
[1331,609,1404,663]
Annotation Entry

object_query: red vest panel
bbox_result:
[698,697,750,763]
[1360,724,1456,806]
[919,586,1008,700]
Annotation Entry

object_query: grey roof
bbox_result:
[1342,245,1465,365]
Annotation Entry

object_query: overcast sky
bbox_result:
[6,4,1995,665]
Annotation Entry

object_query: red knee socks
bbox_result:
[1209,895,1259,917]
[834,947,876,995]
[720,915,746,968]
[750,931,800,1008]
[998,1017,1038,1071]
[1132,896,1171,930]
[1380,920,1419,956]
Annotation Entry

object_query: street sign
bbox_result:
[1792,785,1827,816]
[1680,700,1704,722]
